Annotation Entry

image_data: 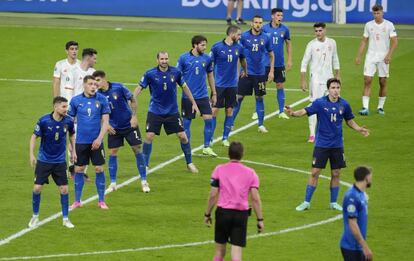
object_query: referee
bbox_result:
[204,141,264,261]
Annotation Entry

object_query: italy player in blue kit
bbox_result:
[233,15,274,133]
[134,51,200,173]
[285,78,369,211]
[177,35,217,157]
[94,71,150,193]
[262,8,292,120]
[28,96,76,228]
[340,166,373,261]
[210,25,247,147]
[68,75,111,210]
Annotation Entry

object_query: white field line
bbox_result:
[0,96,309,247]
[0,24,413,40]
[0,214,342,260]
[0,78,302,92]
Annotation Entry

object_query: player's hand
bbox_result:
[130,117,138,128]
[359,126,370,137]
[91,138,102,150]
[362,245,373,260]
[301,81,308,92]
[30,154,37,168]
[108,125,116,135]
[284,106,293,116]
[384,55,391,64]
[204,214,212,227]
[267,70,274,82]
[71,151,77,164]
[286,60,293,71]
[210,93,217,107]
[240,71,247,78]
[355,56,361,65]
[192,103,200,115]
[257,220,264,233]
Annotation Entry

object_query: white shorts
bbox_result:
[364,58,389,78]
[309,80,327,102]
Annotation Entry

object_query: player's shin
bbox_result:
[60,193,69,218]
[95,172,106,202]
[108,155,118,183]
[277,88,285,112]
[232,97,244,123]
[32,191,41,216]
[204,118,213,148]
[183,118,192,142]
[180,142,192,164]
[223,116,233,140]
[305,184,317,203]
[143,142,153,167]
[135,152,147,181]
[74,172,85,202]
[256,97,265,126]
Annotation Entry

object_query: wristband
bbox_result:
[205,213,211,218]
[257,218,264,222]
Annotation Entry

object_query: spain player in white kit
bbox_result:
[52,41,80,100]
[72,48,97,96]
[300,22,340,143]
[355,4,398,116]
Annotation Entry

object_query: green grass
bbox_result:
[0,13,413,260]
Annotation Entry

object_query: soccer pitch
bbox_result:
[0,12,413,260]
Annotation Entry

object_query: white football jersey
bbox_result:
[364,19,397,61]
[301,37,340,83]
[53,59,81,100]
[71,64,96,96]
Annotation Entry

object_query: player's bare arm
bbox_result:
[355,37,368,65]
[29,134,38,168]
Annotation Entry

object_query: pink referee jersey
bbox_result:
[211,161,260,211]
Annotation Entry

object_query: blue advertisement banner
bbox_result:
[0,0,412,24]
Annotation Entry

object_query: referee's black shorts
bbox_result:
[214,207,249,247]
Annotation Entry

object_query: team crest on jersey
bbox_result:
[35,124,40,132]
[95,101,100,108]
[260,39,265,45]
[339,106,344,115]
[235,49,239,56]
[63,125,68,133]
[112,92,118,100]
[202,61,206,67]
[328,46,332,51]
[347,204,356,213]
[316,48,320,52]
[281,33,284,38]
[170,75,175,82]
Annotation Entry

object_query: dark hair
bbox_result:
[92,70,106,78]
[191,35,207,47]
[354,166,372,181]
[53,96,68,105]
[326,78,341,89]
[313,22,326,29]
[271,8,283,14]
[226,25,241,36]
[228,141,244,160]
[82,48,97,58]
[83,75,95,83]
[252,15,263,21]
[65,41,78,50]
[157,51,168,59]
[372,4,383,11]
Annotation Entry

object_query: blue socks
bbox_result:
[136,152,147,181]
[330,186,340,203]
[108,155,117,183]
[204,119,213,148]
[32,191,41,215]
[60,193,69,218]
[143,142,152,167]
[277,88,285,113]
[256,97,265,126]
[223,116,233,140]
[183,118,192,142]
[95,172,106,202]
[305,185,316,203]
[211,116,217,143]
[74,172,85,202]
[180,142,192,164]
[232,97,243,124]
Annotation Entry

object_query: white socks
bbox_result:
[378,97,386,109]
[362,96,370,109]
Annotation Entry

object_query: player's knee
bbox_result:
[225,108,233,116]
[95,166,104,173]
[178,132,188,143]
[310,170,321,179]
[110,149,119,156]
[276,83,283,89]
[331,170,341,178]
[145,133,155,142]
[75,165,86,173]
[33,185,42,193]
[255,96,263,101]
[132,144,142,154]
[59,185,68,194]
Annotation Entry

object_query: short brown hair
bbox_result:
[372,4,383,12]
[83,75,95,83]
[228,141,244,160]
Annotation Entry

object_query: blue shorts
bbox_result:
[312,147,346,170]
[108,127,142,149]
[146,112,185,135]
[214,87,238,109]
[237,75,266,96]
[35,161,68,186]
[181,97,212,119]
[341,248,365,261]
[266,66,286,83]
[75,143,105,166]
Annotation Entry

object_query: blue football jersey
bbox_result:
[139,66,185,115]
[240,30,272,76]
[210,40,245,88]
[99,82,133,130]
[68,93,111,144]
[305,96,354,148]
[177,51,213,99]
[34,113,75,163]
[340,185,368,251]
[262,23,290,67]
